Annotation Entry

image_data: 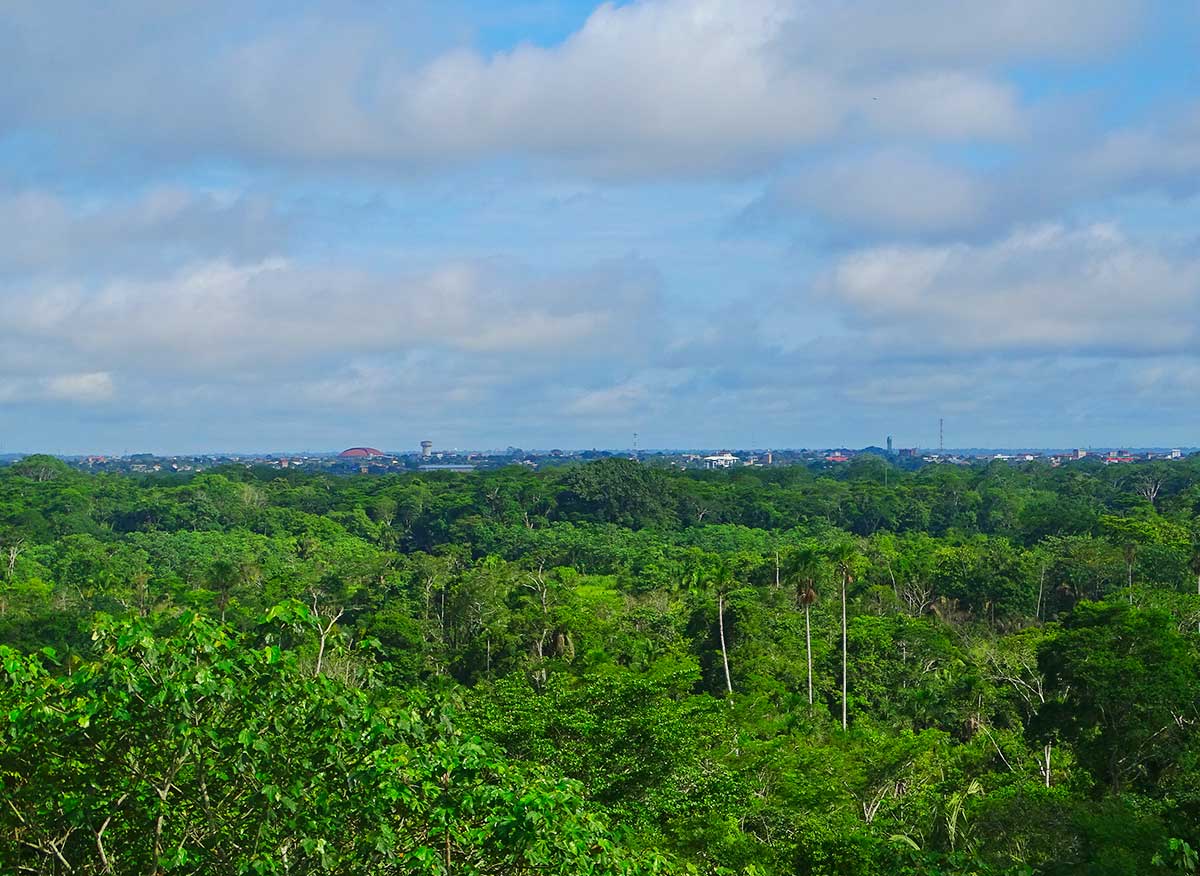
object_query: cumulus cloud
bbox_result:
[822,223,1200,356]
[757,101,1200,239]
[1,0,1136,176]
[4,0,1200,451]
[0,181,666,445]
[4,257,660,370]
[0,187,282,274]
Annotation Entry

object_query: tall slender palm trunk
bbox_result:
[805,601,813,707]
[718,591,733,695]
[841,572,848,731]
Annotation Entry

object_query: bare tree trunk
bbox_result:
[1044,742,1052,788]
[841,573,848,731]
[5,539,23,580]
[805,601,813,708]
[718,592,733,695]
[1036,565,1045,621]
[312,593,344,678]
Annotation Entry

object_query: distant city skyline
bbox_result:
[16,439,1198,460]
[3,2,1200,452]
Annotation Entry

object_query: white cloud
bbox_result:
[823,223,1200,356]
[45,372,115,403]
[5,0,1200,452]
[0,187,282,273]
[3,255,660,371]
[0,372,114,404]
[2,0,1136,176]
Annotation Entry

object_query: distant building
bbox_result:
[826,454,850,463]
[420,440,433,459]
[703,452,739,469]
[1170,448,1183,459]
[339,447,384,458]
[886,436,893,454]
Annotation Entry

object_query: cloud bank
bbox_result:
[1,0,1198,451]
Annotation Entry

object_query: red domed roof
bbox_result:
[339,447,385,458]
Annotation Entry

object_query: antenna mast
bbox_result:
[939,418,944,453]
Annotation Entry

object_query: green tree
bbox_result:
[1034,602,1200,793]
[0,611,674,875]
[784,545,823,708]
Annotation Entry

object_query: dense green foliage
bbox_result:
[3,454,1200,873]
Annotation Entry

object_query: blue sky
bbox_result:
[2,0,1200,454]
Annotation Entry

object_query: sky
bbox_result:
[2,0,1200,454]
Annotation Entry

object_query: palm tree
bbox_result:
[692,558,737,696]
[714,560,736,696]
[825,541,859,731]
[785,546,822,709]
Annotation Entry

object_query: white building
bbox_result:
[703,452,739,469]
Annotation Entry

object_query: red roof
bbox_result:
[339,447,384,458]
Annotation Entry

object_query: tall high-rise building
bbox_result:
[420,440,433,459]
[886,436,893,454]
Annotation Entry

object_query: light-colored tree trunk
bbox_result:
[841,573,848,731]
[805,601,813,707]
[4,539,23,581]
[718,591,733,695]
[1036,565,1045,621]
[1125,544,1136,604]
[311,592,344,678]
[1043,742,1052,788]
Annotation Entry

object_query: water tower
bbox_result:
[420,440,433,459]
